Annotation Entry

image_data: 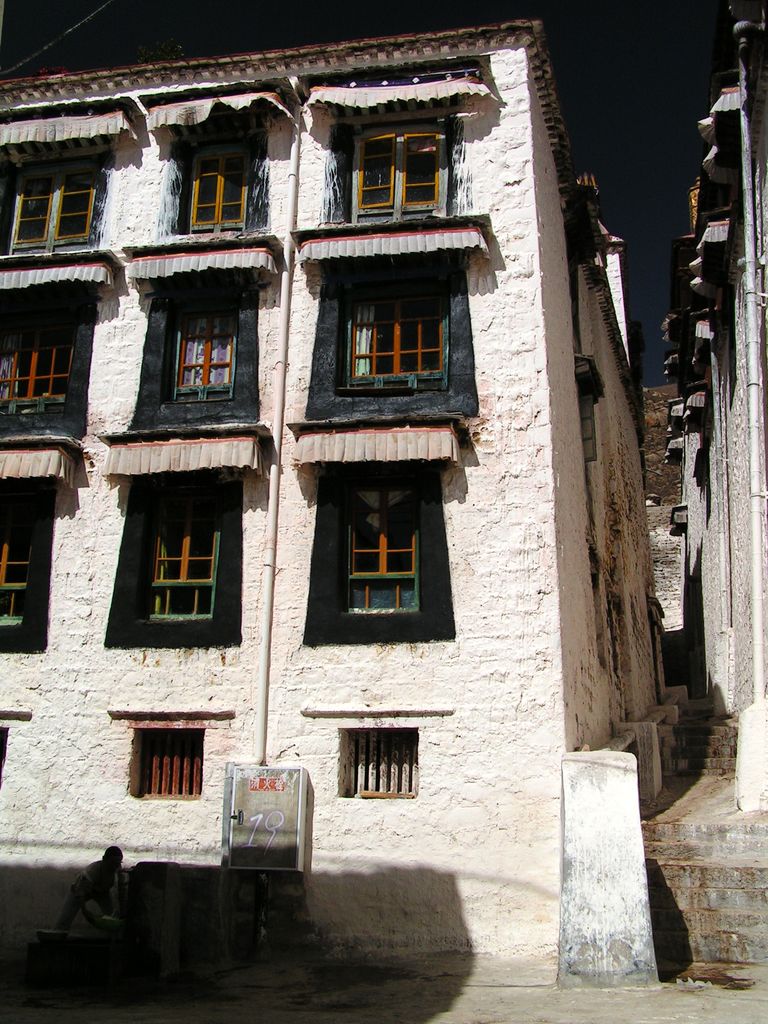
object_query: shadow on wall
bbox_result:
[2,860,473,1020]
[661,626,690,690]
[645,859,693,976]
[278,865,474,958]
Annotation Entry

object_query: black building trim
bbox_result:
[105,473,242,649]
[169,133,269,236]
[0,482,55,653]
[305,258,478,422]
[303,463,455,646]
[0,294,96,440]
[130,283,259,431]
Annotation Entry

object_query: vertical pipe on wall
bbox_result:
[255,101,301,765]
[735,22,766,708]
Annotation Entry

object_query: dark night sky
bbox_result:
[0,0,719,384]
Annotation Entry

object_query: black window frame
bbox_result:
[131,282,259,432]
[305,256,477,422]
[105,473,242,649]
[304,463,455,646]
[0,482,56,653]
[343,286,449,393]
[0,293,96,440]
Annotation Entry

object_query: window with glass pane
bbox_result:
[151,493,219,618]
[359,134,395,210]
[350,296,444,386]
[14,167,95,249]
[356,128,443,219]
[191,152,246,230]
[0,498,35,621]
[403,134,439,206]
[0,325,74,410]
[174,312,236,400]
[348,486,418,612]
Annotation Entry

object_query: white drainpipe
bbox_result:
[734,21,768,811]
[255,100,301,765]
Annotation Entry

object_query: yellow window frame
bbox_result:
[358,134,396,211]
[191,152,246,230]
[54,171,96,242]
[402,132,440,208]
[14,166,95,248]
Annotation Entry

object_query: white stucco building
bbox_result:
[665,0,768,812]
[0,22,659,964]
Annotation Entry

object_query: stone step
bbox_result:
[659,718,736,732]
[644,837,761,860]
[643,821,768,845]
[660,738,738,756]
[646,860,768,890]
[648,883,768,911]
[659,761,736,776]
[651,928,768,964]
[651,905,768,933]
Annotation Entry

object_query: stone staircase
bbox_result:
[643,707,768,967]
[657,715,738,776]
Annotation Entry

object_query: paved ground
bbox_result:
[2,953,768,1024]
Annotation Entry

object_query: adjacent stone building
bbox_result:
[0,22,659,962]
[663,0,768,809]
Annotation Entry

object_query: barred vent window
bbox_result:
[131,728,204,798]
[339,728,418,798]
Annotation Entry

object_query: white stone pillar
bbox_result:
[736,700,768,812]
[558,751,658,987]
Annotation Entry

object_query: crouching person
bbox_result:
[54,846,124,933]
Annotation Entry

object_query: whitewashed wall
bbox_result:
[0,43,656,960]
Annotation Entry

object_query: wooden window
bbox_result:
[191,152,246,230]
[579,394,597,463]
[349,295,445,387]
[348,484,418,612]
[150,492,220,618]
[339,728,418,798]
[14,166,95,249]
[132,728,204,798]
[174,312,236,401]
[0,727,7,788]
[358,133,395,210]
[0,325,75,411]
[0,498,36,621]
[402,133,440,207]
[356,128,443,220]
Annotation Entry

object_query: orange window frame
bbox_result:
[191,152,246,229]
[348,486,418,611]
[0,326,74,404]
[175,313,236,397]
[0,500,34,620]
[350,296,445,381]
[151,493,219,618]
